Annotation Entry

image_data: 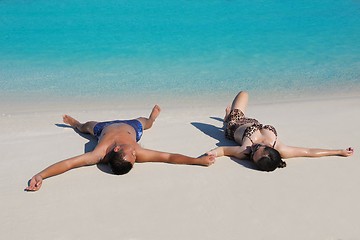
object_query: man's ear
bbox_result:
[113,146,121,152]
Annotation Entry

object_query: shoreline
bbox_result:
[1,86,360,114]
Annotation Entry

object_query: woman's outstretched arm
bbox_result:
[277,142,354,159]
[207,146,251,160]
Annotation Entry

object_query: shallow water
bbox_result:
[0,0,359,103]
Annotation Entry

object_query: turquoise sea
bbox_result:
[0,0,359,103]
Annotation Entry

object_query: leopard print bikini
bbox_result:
[224,109,277,147]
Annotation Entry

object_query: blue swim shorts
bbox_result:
[93,119,143,142]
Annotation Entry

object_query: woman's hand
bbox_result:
[25,174,43,191]
[206,147,221,158]
[339,147,354,157]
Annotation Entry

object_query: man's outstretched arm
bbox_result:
[25,151,102,191]
[136,148,215,166]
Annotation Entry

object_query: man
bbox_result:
[26,105,215,191]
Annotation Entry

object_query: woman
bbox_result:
[207,91,354,171]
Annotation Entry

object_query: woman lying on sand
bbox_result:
[26,105,215,191]
[207,91,354,171]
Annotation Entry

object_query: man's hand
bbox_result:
[25,175,43,192]
[198,155,215,166]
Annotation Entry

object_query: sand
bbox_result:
[0,94,359,240]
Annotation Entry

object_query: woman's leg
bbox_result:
[231,91,249,112]
[137,105,161,130]
[63,115,98,136]
[224,91,249,120]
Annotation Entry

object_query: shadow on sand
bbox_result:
[55,123,114,174]
[191,116,257,170]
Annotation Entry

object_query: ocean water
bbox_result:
[0,0,359,103]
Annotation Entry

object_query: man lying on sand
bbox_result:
[26,105,215,191]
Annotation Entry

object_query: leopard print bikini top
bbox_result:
[243,123,277,148]
[225,109,278,147]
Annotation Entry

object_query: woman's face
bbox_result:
[250,144,267,163]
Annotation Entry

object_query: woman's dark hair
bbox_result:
[255,147,286,172]
[107,150,133,175]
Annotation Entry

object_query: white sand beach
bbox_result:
[0,94,359,240]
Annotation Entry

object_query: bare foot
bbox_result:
[149,105,161,121]
[224,105,231,121]
[63,114,81,129]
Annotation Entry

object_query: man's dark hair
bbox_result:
[255,147,286,172]
[107,150,133,175]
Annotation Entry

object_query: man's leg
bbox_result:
[63,115,98,136]
[137,105,161,130]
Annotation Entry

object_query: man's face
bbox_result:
[116,144,136,164]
